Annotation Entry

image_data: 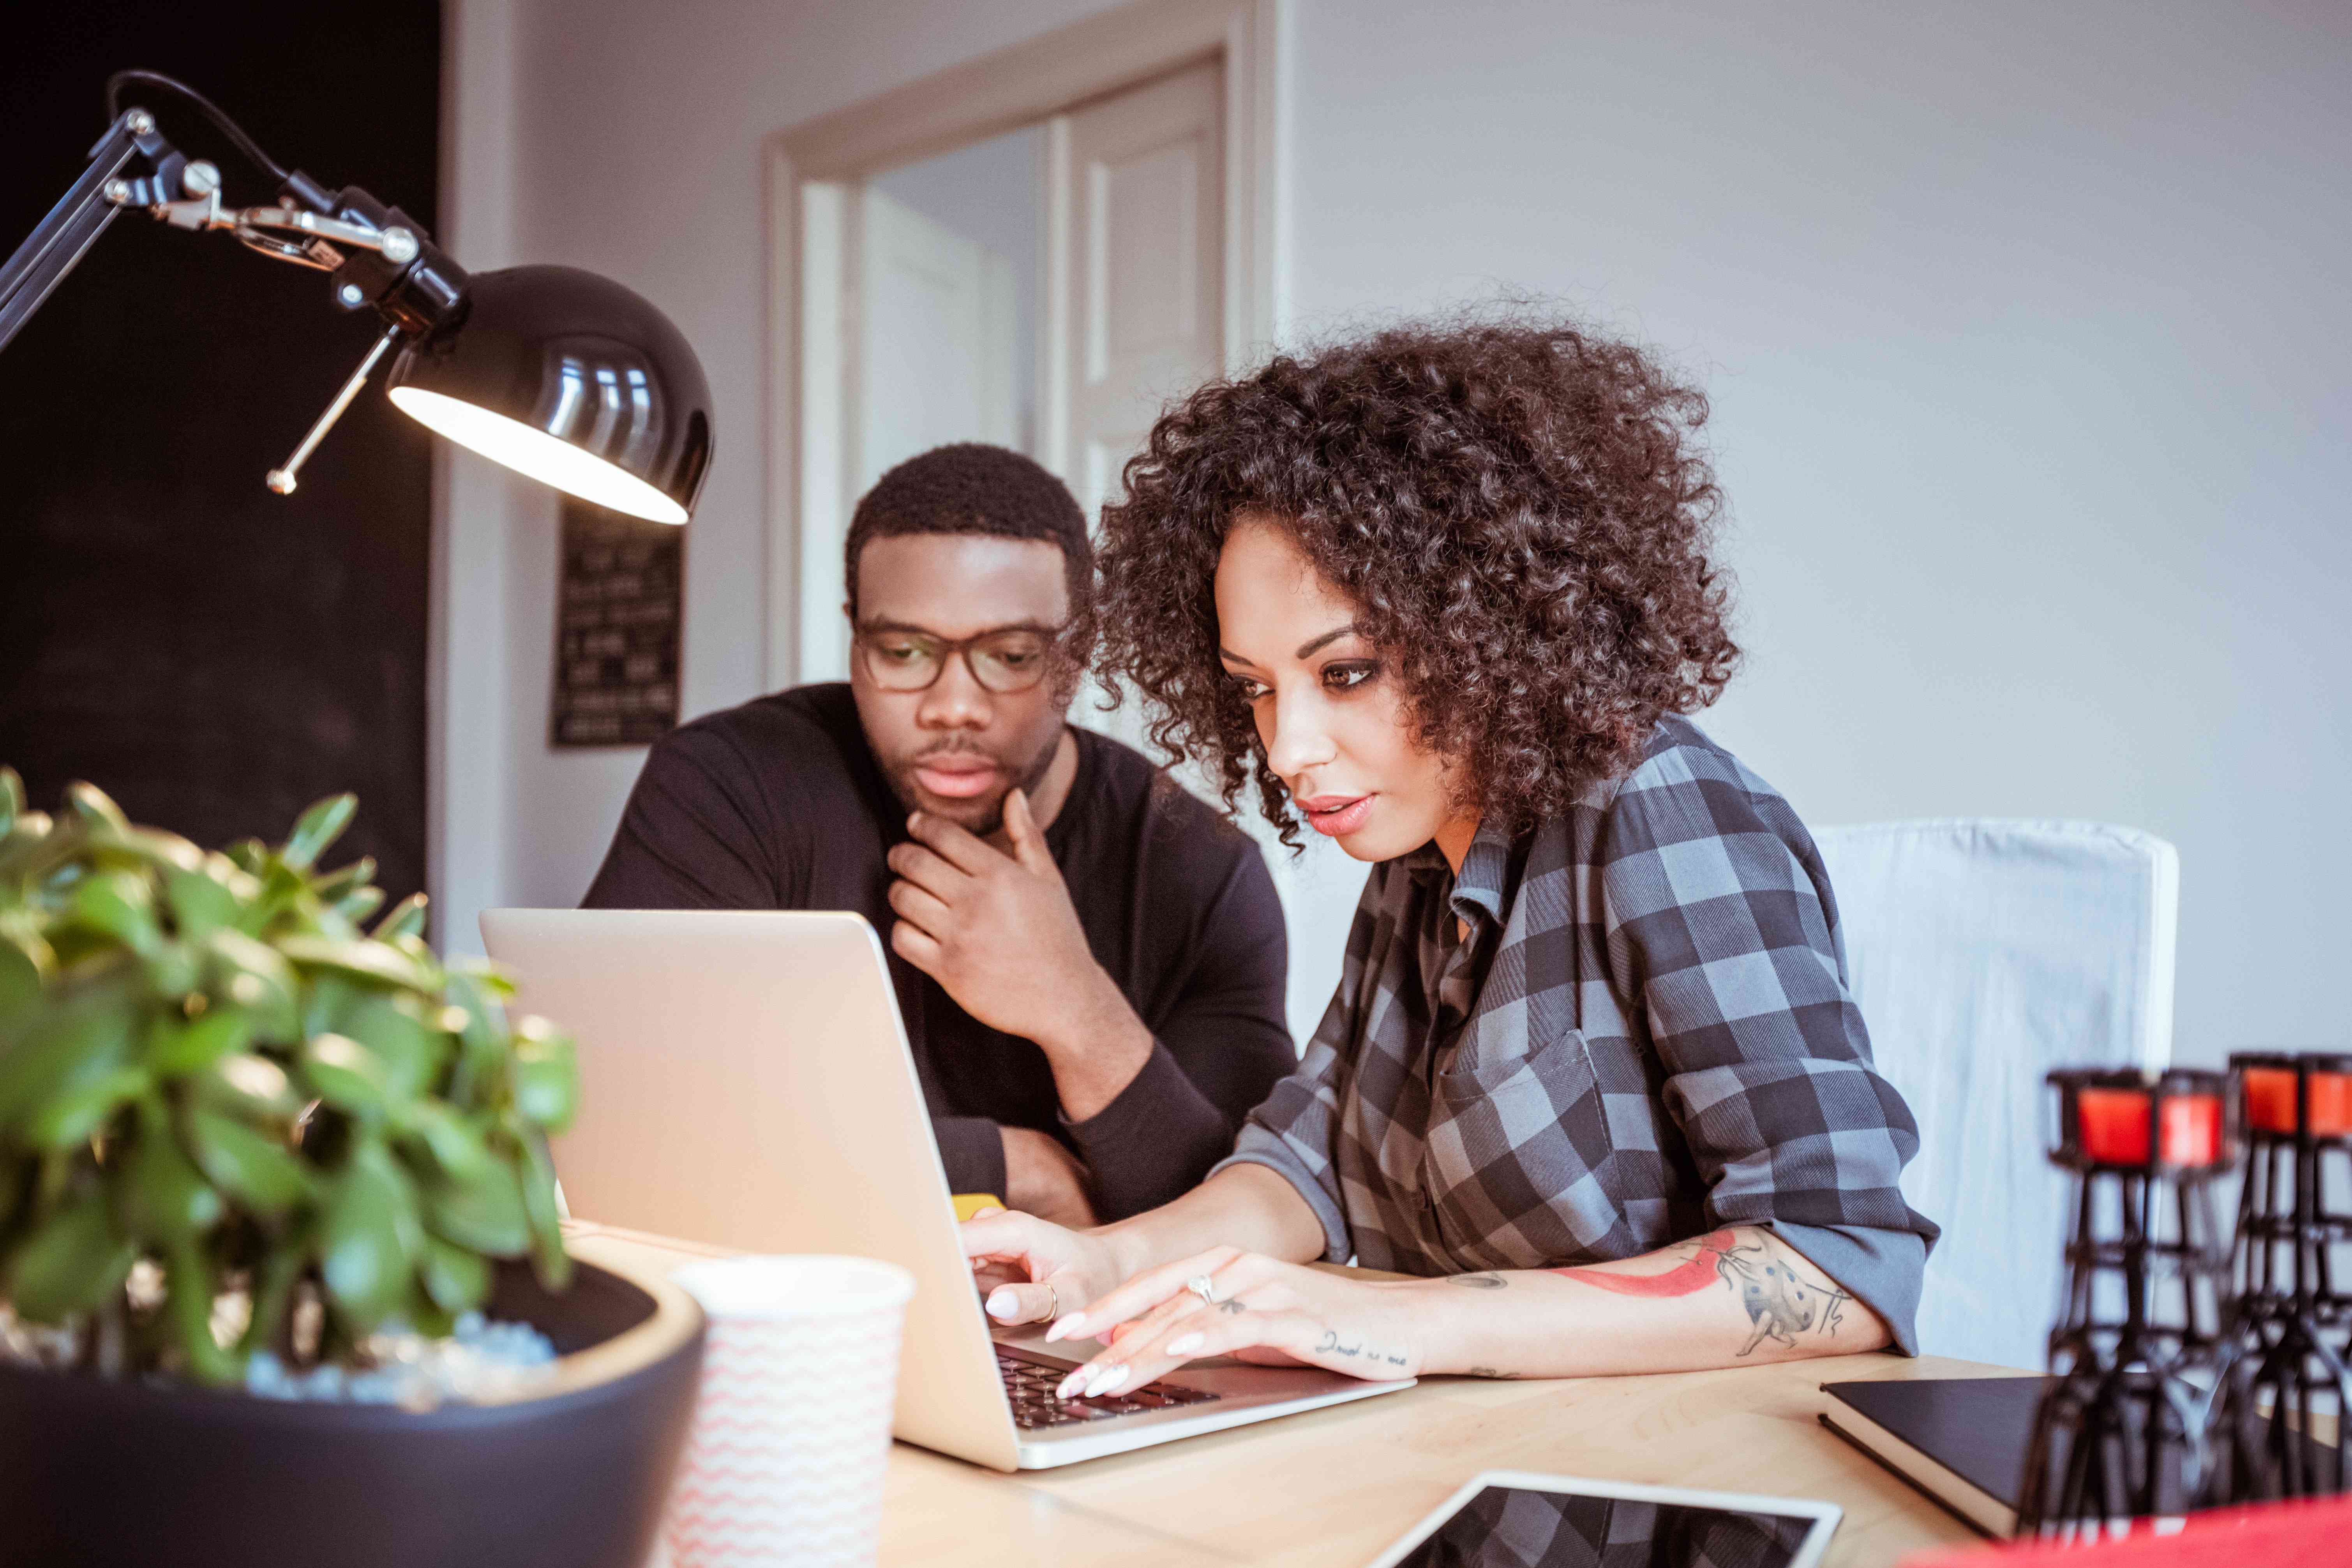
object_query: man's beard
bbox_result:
[883,727,1063,837]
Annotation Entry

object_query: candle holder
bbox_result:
[2018,1068,2237,1534]
[2206,1051,2352,1500]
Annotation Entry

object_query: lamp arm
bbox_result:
[0,109,173,354]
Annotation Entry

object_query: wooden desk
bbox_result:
[569,1224,2010,1568]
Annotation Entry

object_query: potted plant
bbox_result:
[0,770,704,1568]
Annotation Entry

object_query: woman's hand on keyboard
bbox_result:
[961,1208,1122,1327]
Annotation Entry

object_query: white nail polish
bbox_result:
[1084,1364,1129,1397]
[1045,1313,1083,1342]
[1055,1371,1086,1400]
[986,1289,1016,1319]
[1166,1333,1203,1355]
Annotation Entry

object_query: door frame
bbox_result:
[761,0,1283,688]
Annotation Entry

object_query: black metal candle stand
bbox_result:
[2018,1068,2237,1534]
[2205,1051,2352,1501]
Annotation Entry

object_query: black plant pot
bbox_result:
[0,1256,705,1568]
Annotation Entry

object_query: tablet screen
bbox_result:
[1386,1484,1821,1568]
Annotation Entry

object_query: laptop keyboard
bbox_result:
[996,1346,1221,1431]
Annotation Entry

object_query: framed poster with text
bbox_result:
[550,500,682,748]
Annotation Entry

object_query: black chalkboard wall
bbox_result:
[0,6,441,903]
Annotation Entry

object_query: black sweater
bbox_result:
[581,683,1294,1219]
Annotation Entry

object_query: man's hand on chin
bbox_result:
[885,788,1156,1120]
[1000,1125,1097,1230]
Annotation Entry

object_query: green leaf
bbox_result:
[373,893,429,943]
[146,1006,255,1076]
[161,1242,242,1386]
[203,930,300,1041]
[0,935,43,1032]
[115,1118,225,1245]
[299,1032,392,1116]
[74,870,161,953]
[277,935,434,993]
[6,1191,137,1321]
[64,782,130,836]
[308,857,377,905]
[189,1054,302,1128]
[0,767,20,834]
[281,794,358,872]
[163,865,242,945]
[418,1158,531,1257]
[399,1100,498,1182]
[180,1107,311,1216]
[332,886,385,926]
[319,1140,418,1330]
[0,811,67,884]
[237,1242,307,1357]
[0,976,138,1137]
[23,1063,147,1149]
[103,827,205,877]
[339,993,448,1099]
[515,1122,570,1289]
[418,1233,491,1315]
[507,1020,580,1133]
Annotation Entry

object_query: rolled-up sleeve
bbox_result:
[1209,989,1357,1264]
[1599,750,1939,1353]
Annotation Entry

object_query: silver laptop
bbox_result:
[479,907,1412,1470]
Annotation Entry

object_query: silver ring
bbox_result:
[1186,1274,1220,1307]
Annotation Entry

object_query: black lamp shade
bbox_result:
[386,265,712,524]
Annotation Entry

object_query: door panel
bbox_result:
[1051,60,1223,522]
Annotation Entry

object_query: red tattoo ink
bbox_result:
[1552,1229,1739,1298]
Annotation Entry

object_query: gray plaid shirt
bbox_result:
[1214,716,1937,1353]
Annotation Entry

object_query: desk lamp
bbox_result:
[0,70,712,524]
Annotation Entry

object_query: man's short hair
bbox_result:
[843,443,1092,619]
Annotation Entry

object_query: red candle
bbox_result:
[2244,1067,2352,1136]
[2077,1088,2222,1166]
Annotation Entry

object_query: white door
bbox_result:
[858,187,1021,491]
[1042,60,1224,519]
[1041,60,1366,1048]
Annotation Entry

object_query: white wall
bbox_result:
[443,0,2351,1067]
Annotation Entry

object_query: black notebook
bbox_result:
[1818,1376,2048,1538]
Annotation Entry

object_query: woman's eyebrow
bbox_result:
[1295,623,1362,659]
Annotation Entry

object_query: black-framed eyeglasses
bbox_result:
[854,625,1063,694]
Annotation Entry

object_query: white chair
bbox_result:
[1812,819,2179,1370]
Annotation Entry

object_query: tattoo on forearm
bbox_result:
[1464,1366,1524,1379]
[1313,1328,1411,1369]
[1446,1272,1507,1289]
[1549,1228,1854,1356]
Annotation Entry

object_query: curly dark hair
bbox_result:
[845,443,1090,618]
[1091,312,1739,843]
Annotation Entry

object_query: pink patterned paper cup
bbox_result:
[662,1256,917,1568]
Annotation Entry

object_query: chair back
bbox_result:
[1813,819,2178,1369]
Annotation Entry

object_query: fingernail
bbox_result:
[986,1289,1018,1319]
[1055,1370,1087,1399]
[1166,1333,1203,1355]
[1045,1313,1084,1342]
[1084,1364,1129,1397]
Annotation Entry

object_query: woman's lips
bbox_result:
[914,760,999,799]
[1300,794,1373,837]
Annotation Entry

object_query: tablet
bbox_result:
[1365,1470,1842,1568]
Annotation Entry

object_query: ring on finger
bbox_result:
[1043,1282,1060,1321]
[1186,1274,1222,1307]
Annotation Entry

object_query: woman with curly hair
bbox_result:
[962,316,1937,1394]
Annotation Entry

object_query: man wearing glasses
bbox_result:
[584,444,1293,1229]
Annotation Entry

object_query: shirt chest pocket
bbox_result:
[1423,1026,1631,1268]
